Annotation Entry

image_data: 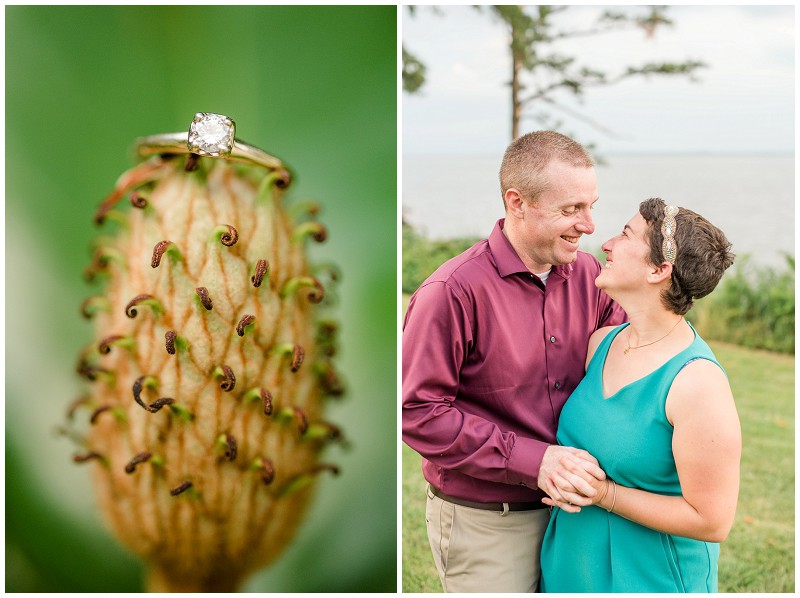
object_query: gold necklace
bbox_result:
[624,318,684,355]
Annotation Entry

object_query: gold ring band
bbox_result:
[132,112,288,172]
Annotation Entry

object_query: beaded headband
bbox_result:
[661,204,679,264]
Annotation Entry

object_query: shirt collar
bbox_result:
[489,219,574,280]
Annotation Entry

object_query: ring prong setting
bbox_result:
[187,112,236,158]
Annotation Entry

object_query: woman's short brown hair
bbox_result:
[639,197,735,316]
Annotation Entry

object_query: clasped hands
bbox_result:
[538,445,611,513]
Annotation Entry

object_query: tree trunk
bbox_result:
[512,54,522,140]
[510,17,523,140]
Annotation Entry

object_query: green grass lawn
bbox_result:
[401,341,795,593]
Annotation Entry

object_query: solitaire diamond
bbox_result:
[187,113,235,156]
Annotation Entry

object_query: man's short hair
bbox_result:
[499,131,594,206]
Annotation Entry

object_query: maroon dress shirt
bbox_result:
[402,219,627,504]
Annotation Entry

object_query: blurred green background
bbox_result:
[6,5,397,592]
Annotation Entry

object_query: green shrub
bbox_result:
[689,254,795,354]
[402,222,480,294]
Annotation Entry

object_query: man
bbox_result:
[402,131,627,592]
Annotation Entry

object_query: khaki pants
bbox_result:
[425,485,551,593]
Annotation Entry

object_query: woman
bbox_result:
[539,198,741,592]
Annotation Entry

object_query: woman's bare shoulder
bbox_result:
[667,358,737,426]
[585,326,619,370]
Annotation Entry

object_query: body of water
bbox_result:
[403,154,794,267]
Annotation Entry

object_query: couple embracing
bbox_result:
[402,131,741,593]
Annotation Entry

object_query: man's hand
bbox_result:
[537,445,606,513]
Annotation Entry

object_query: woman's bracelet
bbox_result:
[605,479,617,513]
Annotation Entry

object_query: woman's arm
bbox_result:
[546,359,741,542]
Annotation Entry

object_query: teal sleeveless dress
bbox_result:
[540,322,722,593]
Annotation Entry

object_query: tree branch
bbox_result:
[402,46,427,94]
[521,60,706,105]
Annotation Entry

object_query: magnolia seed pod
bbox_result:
[72,153,344,592]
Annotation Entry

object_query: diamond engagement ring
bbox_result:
[133,112,289,174]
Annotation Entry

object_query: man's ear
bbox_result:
[505,188,525,219]
[647,261,673,285]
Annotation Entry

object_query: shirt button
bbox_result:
[554,381,562,389]
[549,336,556,343]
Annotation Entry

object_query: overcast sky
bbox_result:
[402,5,795,155]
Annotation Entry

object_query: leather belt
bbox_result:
[429,485,547,512]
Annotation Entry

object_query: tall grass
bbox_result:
[401,341,795,592]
